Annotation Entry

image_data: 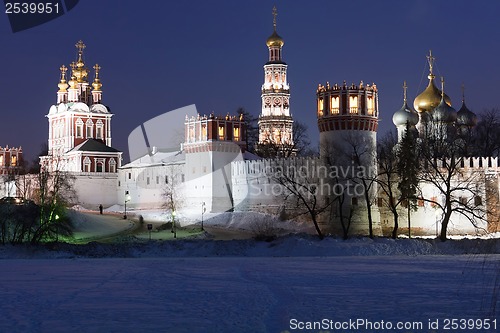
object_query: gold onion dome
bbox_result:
[413,50,451,113]
[413,75,451,113]
[92,64,102,91]
[266,30,284,47]
[266,6,284,48]
[58,65,69,92]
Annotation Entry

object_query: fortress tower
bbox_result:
[316,80,381,235]
[183,114,246,212]
[256,6,294,157]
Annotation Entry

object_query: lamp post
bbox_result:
[435,209,440,238]
[124,190,131,219]
[201,201,206,231]
[171,210,177,239]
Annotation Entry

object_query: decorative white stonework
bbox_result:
[257,6,294,155]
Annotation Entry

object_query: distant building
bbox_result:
[0,146,22,175]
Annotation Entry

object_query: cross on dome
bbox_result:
[272,6,277,31]
[427,50,435,77]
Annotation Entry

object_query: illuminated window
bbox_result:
[0,155,3,166]
[76,118,84,138]
[349,96,358,113]
[218,125,225,140]
[330,96,340,114]
[201,124,207,140]
[234,127,240,141]
[367,96,374,115]
[10,155,17,166]
[318,98,324,116]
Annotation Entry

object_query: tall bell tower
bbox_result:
[256,6,294,157]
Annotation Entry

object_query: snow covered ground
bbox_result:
[0,208,499,333]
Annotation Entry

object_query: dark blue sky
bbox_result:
[1,0,500,163]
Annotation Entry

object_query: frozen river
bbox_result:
[0,255,498,333]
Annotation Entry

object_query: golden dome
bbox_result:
[92,64,102,91]
[58,65,69,92]
[58,80,69,92]
[92,79,102,91]
[413,75,451,113]
[266,30,284,47]
[68,75,77,89]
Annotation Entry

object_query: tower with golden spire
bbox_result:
[256,6,294,157]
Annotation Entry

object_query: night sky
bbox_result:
[1,0,500,163]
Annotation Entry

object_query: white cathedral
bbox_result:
[37,9,499,237]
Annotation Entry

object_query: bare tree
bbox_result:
[419,125,488,241]
[472,108,500,157]
[377,131,405,239]
[270,160,331,239]
[237,107,258,153]
[339,134,378,238]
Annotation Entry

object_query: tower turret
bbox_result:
[256,6,294,157]
[317,80,381,236]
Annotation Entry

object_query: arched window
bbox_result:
[349,96,358,114]
[109,158,116,173]
[330,96,339,114]
[83,157,91,172]
[86,119,94,138]
[95,158,105,172]
[96,120,104,140]
[76,118,84,138]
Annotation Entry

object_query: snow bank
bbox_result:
[0,236,498,259]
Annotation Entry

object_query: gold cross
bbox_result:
[75,40,86,53]
[427,50,435,75]
[93,64,101,75]
[272,6,277,31]
[60,64,67,80]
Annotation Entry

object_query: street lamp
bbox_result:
[201,201,206,231]
[435,209,440,238]
[171,210,177,238]
[124,190,131,219]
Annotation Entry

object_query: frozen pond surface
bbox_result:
[0,255,498,333]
